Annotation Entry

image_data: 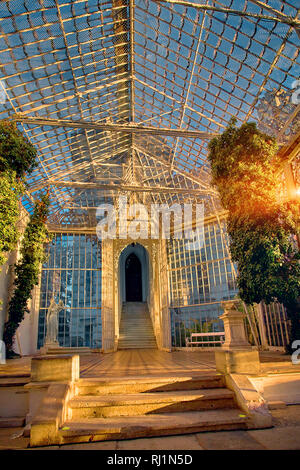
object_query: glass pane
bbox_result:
[37,233,102,349]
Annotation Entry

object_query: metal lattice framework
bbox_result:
[0,0,299,228]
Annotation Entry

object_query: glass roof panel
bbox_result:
[0,0,298,225]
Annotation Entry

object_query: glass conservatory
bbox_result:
[0,0,299,355]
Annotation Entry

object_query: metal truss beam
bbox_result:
[154,0,300,30]
[129,0,135,123]
[112,0,130,119]
[46,209,228,232]
[54,0,97,179]
[134,147,213,191]
[170,9,207,170]
[31,179,215,195]
[15,115,217,139]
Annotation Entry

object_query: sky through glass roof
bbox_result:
[0,0,298,226]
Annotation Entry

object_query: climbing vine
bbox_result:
[3,194,50,355]
[208,118,300,352]
[0,120,38,266]
[0,171,23,266]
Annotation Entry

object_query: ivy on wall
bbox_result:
[3,194,50,354]
[0,171,23,266]
[208,118,300,353]
[0,120,38,266]
[0,119,50,355]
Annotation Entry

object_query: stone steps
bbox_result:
[0,375,30,428]
[117,346,157,349]
[119,328,154,333]
[119,341,156,349]
[117,344,157,348]
[119,331,154,336]
[59,409,248,443]
[118,338,155,341]
[119,324,153,328]
[117,344,155,347]
[119,328,154,331]
[118,341,157,344]
[118,302,157,350]
[76,375,225,395]
[0,416,25,428]
[119,329,153,332]
[31,370,249,446]
[44,347,92,355]
[118,342,157,347]
[69,388,236,418]
[119,335,155,339]
[118,338,156,342]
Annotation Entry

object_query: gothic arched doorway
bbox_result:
[125,253,143,302]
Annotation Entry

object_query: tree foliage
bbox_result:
[208,118,300,351]
[0,119,38,266]
[3,194,50,353]
[0,120,37,178]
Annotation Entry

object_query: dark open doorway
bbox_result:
[125,253,143,302]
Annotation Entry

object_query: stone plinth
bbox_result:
[215,348,260,375]
[220,302,251,350]
[215,300,260,375]
[31,354,80,382]
[25,355,79,428]
[45,341,59,348]
[39,341,60,355]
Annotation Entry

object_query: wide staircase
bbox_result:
[55,373,248,445]
[118,302,157,350]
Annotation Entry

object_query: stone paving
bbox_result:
[0,405,299,450]
[1,350,300,379]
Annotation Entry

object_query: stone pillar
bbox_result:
[158,239,171,351]
[215,300,260,374]
[101,239,115,352]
